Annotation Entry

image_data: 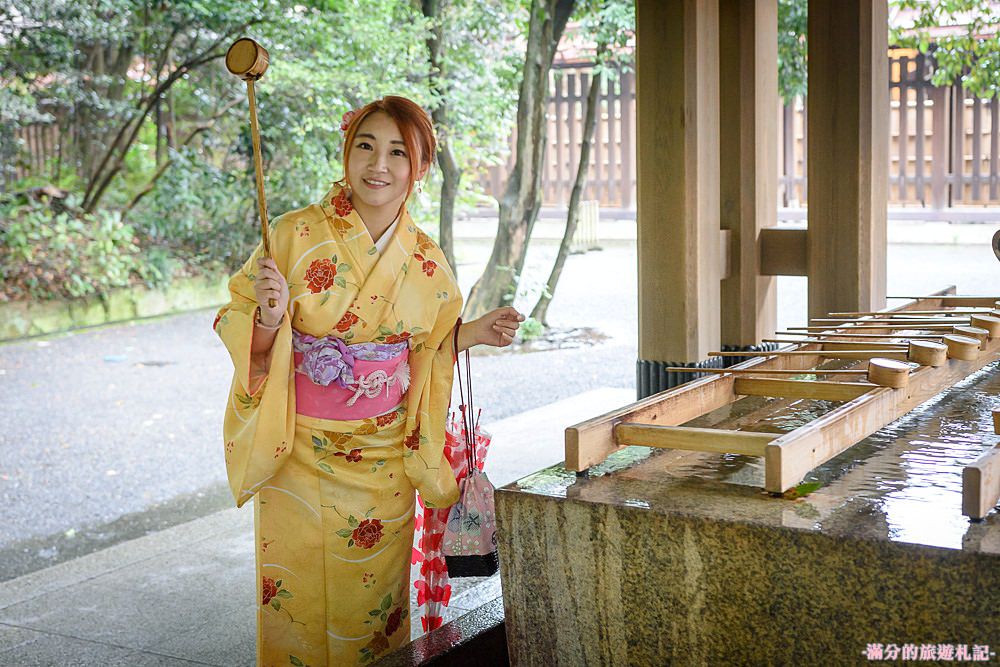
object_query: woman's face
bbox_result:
[346,111,417,217]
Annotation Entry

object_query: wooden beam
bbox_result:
[567,350,825,471]
[829,309,991,317]
[760,338,906,349]
[734,377,874,401]
[962,446,1000,520]
[719,0,778,346]
[788,324,956,331]
[888,296,998,308]
[615,423,775,457]
[566,372,738,471]
[809,318,971,324]
[764,335,1000,492]
[806,0,889,320]
[664,366,866,375]
[775,331,942,339]
[819,341,906,352]
[636,0,721,362]
[710,349,909,360]
[759,227,807,276]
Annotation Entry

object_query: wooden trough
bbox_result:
[565,290,1000,519]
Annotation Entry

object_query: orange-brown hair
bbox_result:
[341,96,436,212]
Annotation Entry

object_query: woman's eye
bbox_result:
[356,141,372,150]
[392,149,407,157]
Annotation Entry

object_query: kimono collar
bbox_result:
[316,182,420,330]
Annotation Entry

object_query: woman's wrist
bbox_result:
[255,307,284,330]
[455,320,476,353]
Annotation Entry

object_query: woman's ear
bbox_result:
[416,162,431,182]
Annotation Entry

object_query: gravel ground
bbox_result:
[0,239,638,580]
[1,231,996,580]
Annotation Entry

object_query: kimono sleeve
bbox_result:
[212,238,296,508]
[402,289,463,509]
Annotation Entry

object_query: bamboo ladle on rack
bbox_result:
[226,37,276,308]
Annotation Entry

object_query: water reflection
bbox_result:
[823,363,1000,548]
[512,361,1000,551]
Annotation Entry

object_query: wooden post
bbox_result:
[636,0,721,382]
[719,0,779,347]
[620,70,635,209]
[962,446,1000,520]
[806,0,888,321]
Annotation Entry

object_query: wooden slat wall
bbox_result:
[779,50,1000,207]
[484,62,638,209]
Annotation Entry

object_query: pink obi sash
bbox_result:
[292,331,410,421]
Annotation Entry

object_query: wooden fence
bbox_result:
[779,49,1000,208]
[484,51,999,210]
[481,63,637,210]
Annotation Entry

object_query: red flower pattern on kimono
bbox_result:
[304,258,337,293]
[364,630,389,657]
[384,332,411,345]
[376,412,397,427]
[335,311,359,332]
[332,189,353,217]
[345,448,363,463]
[352,518,384,549]
[413,253,437,277]
[404,429,420,451]
[385,607,403,637]
[262,576,278,605]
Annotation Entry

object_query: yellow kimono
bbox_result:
[214,183,461,666]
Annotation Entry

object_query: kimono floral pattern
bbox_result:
[304,258,337,293]
[215,182,462,666]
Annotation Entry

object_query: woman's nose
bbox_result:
[369,151,388,171]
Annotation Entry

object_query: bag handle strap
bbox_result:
[452,319,477,468]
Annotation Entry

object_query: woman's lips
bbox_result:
[363,178,389,189]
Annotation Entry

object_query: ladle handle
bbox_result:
[245,80,275,308]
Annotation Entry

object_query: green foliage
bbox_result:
[891,0,1000,99]
[0,196,146,301]
[0,0,279,206]
[576,0,635,76]
[518,316,545,341]
[778,0,808,102]
[422,0,524,203]
[128,145,257,274]
[0,0,529,301]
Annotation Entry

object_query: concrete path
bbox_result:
[0,241,639,581]
[0,388,632,666]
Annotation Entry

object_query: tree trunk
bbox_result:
[436,140,460,271]
[420,0,460,272]
[155,98,164,166]
[462,0,575,320]
[81,43,232,213]
[531,52,604,325]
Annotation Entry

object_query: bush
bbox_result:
[127,145,259,274]
[0,195,147,301]
[518,317,545,341]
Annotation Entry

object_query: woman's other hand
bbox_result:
[457,307,525,351]
[254,257,289,326]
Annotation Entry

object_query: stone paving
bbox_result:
[0,388,631,666]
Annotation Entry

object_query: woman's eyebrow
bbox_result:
[356,132,405,145]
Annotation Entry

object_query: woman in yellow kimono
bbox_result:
[213,96,523,666]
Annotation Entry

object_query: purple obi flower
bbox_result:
[293,332,356,388]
